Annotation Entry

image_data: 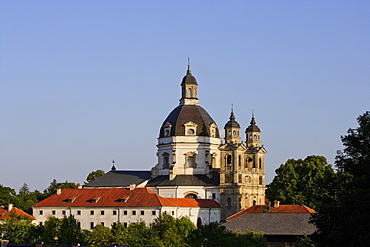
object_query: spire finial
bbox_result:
[111,159,116,171]
[187,57,192,75]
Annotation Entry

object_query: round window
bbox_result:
[187,129,195,135]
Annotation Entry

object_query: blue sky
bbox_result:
[1,1,369,192]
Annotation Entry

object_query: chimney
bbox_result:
[78,185,82,189]
[273,200,280,208]
[129,184,136,190]
[56,188,62,195]
[8,203,13,211]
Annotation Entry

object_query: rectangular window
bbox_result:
[77,222,81,229]
[52,210,56,215]
[152,211,156,216]
[124,222,128,227]
[140,211,145,215]
[101,210,104,215]
[77,210,81,215]
[39,210,43,215]
[132,211,136,215]
[39,222,43,226]
[172,211,175,216]
[113,210,117,215]
[123,210,127,215]
[101,222,104,226]
[90,210,94,215]
[62,210,66,215]
[212,193,216,200]
[259,176,263,185]
[90,222,94,229]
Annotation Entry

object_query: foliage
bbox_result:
[186,222,267,247]
[151,212,195,247]
[85,169,105,184]
[85,224,113,247]
[0,185,16,207]
[266,155,336,211]
[57,215,83,245]
[13,183,39,214]
[297,232,315,247]
[311,111,370,246]
[0,213,37,243]
[37,216,61,244]
[123,221,163,247]
[110,222,127,245]
[40,179,79,200]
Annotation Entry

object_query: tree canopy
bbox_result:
[85,169,105,184]
[311,111,370,246]
[266,155,335,211]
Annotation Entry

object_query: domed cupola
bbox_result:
[224,108,241,144]
[159,63,219,138]
[245,114,261,147]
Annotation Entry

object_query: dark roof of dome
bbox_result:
[159,105,220,138]
[245,115,261,133]
[181,67,197,85]
[224,110,240,129]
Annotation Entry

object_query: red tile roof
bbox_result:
[33,188,220,208]
[0,206,35,220]
[227,205,317,220]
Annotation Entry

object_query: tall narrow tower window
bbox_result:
[188,88,192,98]
[226,155,232,165]
[163,153,170,169]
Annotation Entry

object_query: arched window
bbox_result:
[226,155,232,165]
[187,129,195,135]
[163,153,170,169]
[185,193,197,199]
[188,156,195,167]
[188,88,192,97]
[227,197,232,209]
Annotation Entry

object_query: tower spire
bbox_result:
[187,57,192,75]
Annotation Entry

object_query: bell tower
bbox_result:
[219,111,267,221]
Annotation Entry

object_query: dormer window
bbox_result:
[163,122,172,137]
[90,197,100,203]
[119,196,129,203]
[66,196,76,203]
[184,121,197,136]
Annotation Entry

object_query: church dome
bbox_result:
[245,115,261,133]
[159,105,220,138]
[224,109,240,129]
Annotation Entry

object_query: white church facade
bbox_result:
[33,63,267,226]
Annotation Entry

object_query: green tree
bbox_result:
[85,170,105,184]
[124,221,163,247]
[266,155,336,211]
[57,215,83,245]
[0,212,37,243]
[151,213,195,247]
[186,222,234,247]
[110,222,127,245]
[0,185,16,207]
[312,111,370,246]
[14,183,38,214]
[86,224,113,247]
[38,216,61,244]
[40,179,79,200]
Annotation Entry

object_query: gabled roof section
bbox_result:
[146,173,220,187]
[84,170,152,188]
[227,205,317,220]
[0,206,35,220]
[223,213,316,236]
[32,188,220,209]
